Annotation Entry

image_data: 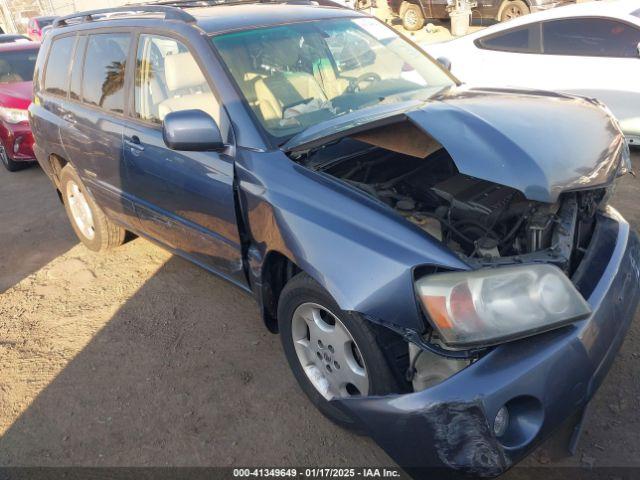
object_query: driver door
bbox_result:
[121,33,246,285]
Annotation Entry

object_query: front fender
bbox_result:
[236,149,469,332]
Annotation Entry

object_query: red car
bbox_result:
[0,42,39,172]
[27,16,56,42]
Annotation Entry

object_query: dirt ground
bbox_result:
[0,151,639,476]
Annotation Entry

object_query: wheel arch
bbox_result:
[259,250,301,333]
[48,153,68,202]
[399,0,429,19]
[496,0,532,21]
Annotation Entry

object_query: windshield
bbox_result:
[0,49,38,83]
[211,17,454,143]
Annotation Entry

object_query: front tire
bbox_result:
[499,0,530,22]
[278,273,401,428]
[0,146,29,172]
[401,3,426,32]
[60,164,126,252]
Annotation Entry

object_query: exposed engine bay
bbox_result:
[311,145,606,274]
[302,139,613,391]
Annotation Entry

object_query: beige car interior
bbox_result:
[158,52,218,120]
[222,35,349,126]
[137,38,219,123]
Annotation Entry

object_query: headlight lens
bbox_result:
[0,106,28,124]
[618,140,632,177]
[415,264,591,348]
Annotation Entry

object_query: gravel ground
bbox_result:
[0,151,639,476]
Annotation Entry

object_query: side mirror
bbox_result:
[162,109,225,152]
[637,42,640,57]
[437,56,452,71]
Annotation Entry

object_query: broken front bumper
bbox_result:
[334,207,640,477]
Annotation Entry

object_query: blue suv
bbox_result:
[30,1,639,476]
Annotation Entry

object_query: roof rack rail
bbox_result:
[151,0,321,6]
[52,5,197,28]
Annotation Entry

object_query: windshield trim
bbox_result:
[208,16,460,150]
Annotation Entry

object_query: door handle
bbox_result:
[125,135,145,155]
[62,112,76,124]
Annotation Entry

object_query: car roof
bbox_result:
[187,3,363,34]
[53,3,363,36]
[507,0,640,21]
[188,4,363,34]
[456,0,640,42]
[0,40,40,51]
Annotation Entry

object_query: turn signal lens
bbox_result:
[494,406,509,437]
[416,264,591,348]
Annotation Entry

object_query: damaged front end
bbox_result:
[332,208,640,477]
[285,87,639,475]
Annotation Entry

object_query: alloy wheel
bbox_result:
[503,5,524,20]
[291,302,369,400]
[66,180,95,240]
[405,10,418,28]
[0,146,8,168]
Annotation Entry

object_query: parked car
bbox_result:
[423,0,640,146]
[0,34,32,44]
[0,41,39,172]
[27,16,57,42]
[30,2,638,476]
[388,0,573,31]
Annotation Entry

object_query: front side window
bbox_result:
[0,47,38,84]
[82,33,131,113]
[212,17,453,142]
[476,24,540,53]
[43,36,74,95]
[543,18,640,57]
[135,34,218,124]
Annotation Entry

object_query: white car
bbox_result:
[423,0,640,146]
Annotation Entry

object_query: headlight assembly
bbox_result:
[415,264,592,348]
[618,140,632,177]
[0,106,28,124]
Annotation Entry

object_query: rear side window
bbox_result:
[82,33,131,113]
[476,24,541,53]
[44,36,75,95]
[543,18,640,57]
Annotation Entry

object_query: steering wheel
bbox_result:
[348,72,382,93]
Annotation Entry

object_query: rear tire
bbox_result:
[278,272,402,429]
[499,0,530,22]
[60,164,126,252]
[401,3,425,32]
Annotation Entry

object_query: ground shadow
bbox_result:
[0,254,391,467]
[0,155,638,471]
[0,166,77,292]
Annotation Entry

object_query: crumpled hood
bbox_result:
[285,86,626,203]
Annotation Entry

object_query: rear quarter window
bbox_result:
[43,36,75,96]
[476,24,541,53]
[81,33,131,113]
